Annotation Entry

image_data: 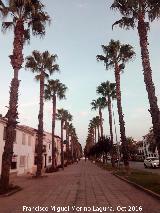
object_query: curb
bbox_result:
[113,173,160,201]
[0,186,22,197]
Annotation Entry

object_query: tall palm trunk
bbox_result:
[66,126,69,165]
[138,13,160,163]
[108,95,113,144]
[71,137,74,163]
[0,19,24,192]
[36,71,44,176]
[99,108,103,137]
[97,126,100,141]
[94,127,97,143]
[108,95,115,167]
[61,120,64,169]
[115,64,129,168]
[52,94,56,170]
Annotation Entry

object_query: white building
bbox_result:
[0,119,62,176]
[42,131,61,168]
[143,137,158,158]
[136,141,144,156]
[0,118,36,176]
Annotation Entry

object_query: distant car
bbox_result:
[144,157,159,168]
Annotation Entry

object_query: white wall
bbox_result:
[0,121,36,175]
[43,132,61,167]
[0,121,62,176]
[13,129,36,175]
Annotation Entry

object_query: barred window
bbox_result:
[20,156,25,167]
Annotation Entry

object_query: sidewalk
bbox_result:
[0,160,160,213]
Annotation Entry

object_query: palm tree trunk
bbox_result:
[51,94,56,170]
[71,137,74,163]
[99,108,103,137]
[138,13,160,164]
[97,126,100,141]
[66,126,69,165]
[108,95,113,144]
[36,71,44,177]
[108,95,115,167]
[95,127,97,143]
[115,64,129,168]
[61,120,64,169]
[0,19,24,192]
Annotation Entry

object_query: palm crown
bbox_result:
[1,0,50,40]
[97,39,135,71]
[56,109,72,123]
[91,97,107,111]
[25,50,59,79]
[97,81,116,100]
[44,79,67,101]
[111,0,160,29]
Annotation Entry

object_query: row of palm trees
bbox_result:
[85,0,160,169]
[0,0,81,193]
[85,81,117,166]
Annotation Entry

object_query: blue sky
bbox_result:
[0,0,160,148]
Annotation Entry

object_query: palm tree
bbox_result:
[97,39,135,169]
[111,0,160,166]
[56,109,71,169]
[67,123,74,163]
[0,0,50,192]
[97,81,116,145]
[97,81,116,167]
[44,79,67,170]
[25,50,59,176]
[63,113,72,165]
[91,97,107,137]
[68,123,76,162]
[90,116,101,142]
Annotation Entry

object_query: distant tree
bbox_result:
[56,109,72,169]
[126,137,138,160]
[91,97,107,137]
[97,81,116,145]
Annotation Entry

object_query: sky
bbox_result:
[0,0,160,148]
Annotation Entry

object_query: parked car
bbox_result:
[144,157,159,168]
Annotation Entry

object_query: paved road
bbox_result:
[129,161,160,174]
[0,160,160,213]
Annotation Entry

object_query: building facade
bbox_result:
[0,119,36,175]
[0,119,62,176]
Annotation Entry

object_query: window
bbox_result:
[28,136,31,146]
[48,156,51,163]
[19,156,25,167]
[3,126,6,140]
[49,144,51,150]
[11,155,17,169]
[22,133,26,145]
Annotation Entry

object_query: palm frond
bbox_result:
[112,17,136,30]
[2,21,14,33]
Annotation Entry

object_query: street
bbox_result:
[129,161,160,175]
[0,160,160,213]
